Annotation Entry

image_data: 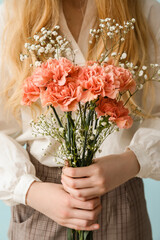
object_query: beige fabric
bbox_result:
[8,154,152,240]
[0,0,160,206]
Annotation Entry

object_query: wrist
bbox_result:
[25,181,42,206]
[120,150,140,179]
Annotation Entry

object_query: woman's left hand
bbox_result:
[61,150,140,201]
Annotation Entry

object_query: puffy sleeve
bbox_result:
[128,0,160,180]
[0,4,41,206]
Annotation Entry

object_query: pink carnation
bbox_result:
[115,66,136,93]
[21,57,136,114]
[79,63,133,103]
[21,76,40,106]
[32,65,53,88]
[49,57,76,86]
[103,64,120,99]
[95,97,133,129]
[103,64,136,97]
[32,57,76,88]
[41,78,83,112]
[78,64,106,102]
[21,57,81,109]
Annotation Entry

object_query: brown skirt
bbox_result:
[8,154,152,240]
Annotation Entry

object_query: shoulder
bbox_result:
[143,0,160,17]
[0,3,5,45]
[0,3,6,37]
[143,0,160,35]
[0,3,6,22]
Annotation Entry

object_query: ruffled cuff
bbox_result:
[13,174,41,205]
[128,144,151,178]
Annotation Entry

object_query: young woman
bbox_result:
[0,0,160,239]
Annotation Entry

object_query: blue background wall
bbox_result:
[0,0,160,239]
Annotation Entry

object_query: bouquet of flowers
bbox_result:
[20,17,160,240]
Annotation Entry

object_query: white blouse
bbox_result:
[0,0,160,206]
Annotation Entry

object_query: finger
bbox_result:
[64,160,69,167]
[65,218,99,229]
[64,222,100,231]
[62,180,100,200]
[71,197,101,210]
[62,165,94,178]
[61,174,94,189]
[69,205,101,221]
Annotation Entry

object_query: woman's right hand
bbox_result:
[26,181,101,231]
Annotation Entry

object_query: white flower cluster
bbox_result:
[118,59,160,90]
[30,107,118,166]
[150,63,159,68]
[119,60,148,90]
[149,63,160,81]
[137,64,160,84]
[138,66,148,79]
[30,113,64,142]
[20,53,28,62]
[20,25,73,66]
[90,18,136,64]
[89,18,135,43]
[57,143,74,162]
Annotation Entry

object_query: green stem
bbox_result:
[51,106,71,157]
[78,102,83,127]
[50,105,63,128]
[83,102,88,123]
[82,108,94,166]
[123,89,138,106]
[67,112,78,167]
[67,229,93,240]
[67,112,71,150]
[94,117,98,130]
[80,231,84,240]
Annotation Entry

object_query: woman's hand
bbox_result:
[61,150,140,201]
[26,181,101,231]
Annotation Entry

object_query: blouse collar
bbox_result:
[59,0,97,65]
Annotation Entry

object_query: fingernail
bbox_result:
[93,224,99,230]
[65,160,69,166]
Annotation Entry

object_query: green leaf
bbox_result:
[84,231,90,240]
[67,228,73,240]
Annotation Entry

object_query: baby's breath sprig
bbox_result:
[20,25,75,67]
[118,57,160,92]
[89,18,136,64]
[30,113,64,143]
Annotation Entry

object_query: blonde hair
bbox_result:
[1,0,157,119]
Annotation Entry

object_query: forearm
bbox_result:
[25,180,101,231]
[120,150,140,180]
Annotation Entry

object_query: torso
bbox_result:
[62,0,88,42]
